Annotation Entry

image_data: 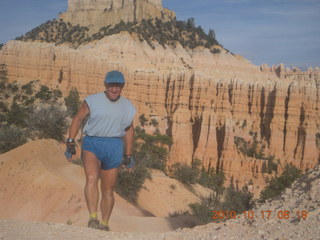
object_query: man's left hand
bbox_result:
[122,155,135,169]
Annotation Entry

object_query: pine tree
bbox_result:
[64,88,81,117]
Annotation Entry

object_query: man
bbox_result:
[65,70,136,231]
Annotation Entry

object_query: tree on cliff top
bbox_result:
[16,17,221,52]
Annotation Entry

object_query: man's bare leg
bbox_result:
[100,167,118,228]
[82,150,100,227]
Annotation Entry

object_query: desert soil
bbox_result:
[0,140,319,240]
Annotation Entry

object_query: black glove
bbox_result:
[64,138,76,160]
[67,143,76,154]
[122,155,135,168]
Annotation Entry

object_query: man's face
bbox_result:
[105,83,124,101]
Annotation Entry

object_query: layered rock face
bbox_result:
[1,35,319,192]
[68,0,162,11]
[0,0,319,192]
[60,0,174,32]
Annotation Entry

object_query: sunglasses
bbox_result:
[105,83,124,88]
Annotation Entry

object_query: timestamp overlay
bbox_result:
[212,210,308,220]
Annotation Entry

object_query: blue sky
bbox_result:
[0,0,319,69]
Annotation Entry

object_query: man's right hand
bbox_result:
[64,138,76,161]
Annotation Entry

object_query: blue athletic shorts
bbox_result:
[82,136,123,170]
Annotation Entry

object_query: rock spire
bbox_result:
[59,0,174,32]
[67,0,162,11]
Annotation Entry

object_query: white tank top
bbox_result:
[83,92,136,137]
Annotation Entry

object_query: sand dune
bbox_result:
[0,139,207,232]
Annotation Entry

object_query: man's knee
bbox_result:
[101,186,114,196]
[86,174,99,186]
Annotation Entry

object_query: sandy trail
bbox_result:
[0,139,205,233]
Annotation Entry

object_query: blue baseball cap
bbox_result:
[104,70,125,84]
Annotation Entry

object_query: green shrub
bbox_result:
[259,164,302,203]
[261,161,268,173]
[0,80,68,149]
[23,96,36,107]
[53,89,62,99]
[234,136,249,155]
[189,175,252,224]
[234,133,278,174]
[222,179,253,214]
[35,85,52,100]
[0,64,8,83]
[316,133,320,148]
[138,114,148,127]
[266,156,278,174]
[16,19,91,47]
[198,167,213,187]
[169,210,190,217]
[150,118,159,127]
[0,113,7,125]
[0,101,8,112]
[134,127,172,171]
[172,162,200,185]
[189,194,221,223]
[64,87,81,117]
[115,164,151,203]
[0,82,5,89]
[11,84,19,93]
[27,105,68,142]
[210,48,221,54]
[116,127,171,202]
[21,82,34,95]
[261,156,278,174]
[0,126,28,154]
[6,102,28,127]
[234,133,263,158]
[198,167,226,199]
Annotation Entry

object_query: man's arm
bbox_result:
[124,122,134,156]
[68,101,90,140]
